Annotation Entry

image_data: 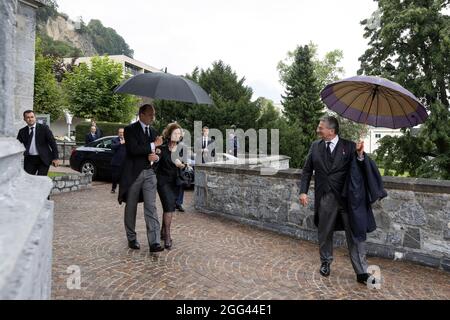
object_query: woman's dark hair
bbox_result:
[162,122,182,141]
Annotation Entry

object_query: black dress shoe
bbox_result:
[164,238,173,250]
[128,240,140,250]
[149,244,164,253]
[357,273,375,285]
[319,262,331,277]
[176,204,185,212]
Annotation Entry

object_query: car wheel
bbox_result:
[81,160,97,179]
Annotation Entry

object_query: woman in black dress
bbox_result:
[155,122,186,249]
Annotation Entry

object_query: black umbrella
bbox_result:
[114,72,213,105]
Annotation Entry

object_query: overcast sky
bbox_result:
[56,0,378,103]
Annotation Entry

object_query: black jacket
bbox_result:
[299,138,357,230]
[342,155,387,241]
[17,123,59,166]
[196,136,216,163]
[118,121,158,204]
[110,136,126,166]
[85,133,99,145]
[154,141,186,185]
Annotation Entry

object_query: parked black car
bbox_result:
[70,136,116,180]
[70,136,196,183]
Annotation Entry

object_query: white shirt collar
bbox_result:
[325,135,339,146]
[139,120,149,132]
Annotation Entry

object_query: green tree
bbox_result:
[63,56,138,123]
[36,0,59,24]
[278,45,324,163]
[158,61,259,134]
[255,97,280,130]
[34,37,65,121]
[87,20,134,57]
[359,0,450,179]
[37,32,82,58]
[195,60,259,133]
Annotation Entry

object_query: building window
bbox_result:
[124,62,141,76]
[375,134,381,138]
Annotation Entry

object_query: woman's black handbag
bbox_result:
[176,165,195,186]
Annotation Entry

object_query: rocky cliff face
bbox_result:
[43,15,97,56]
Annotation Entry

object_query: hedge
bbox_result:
[75,121,129,144]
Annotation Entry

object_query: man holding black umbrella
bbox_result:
[118,104,164,253]
[298,116,373,285]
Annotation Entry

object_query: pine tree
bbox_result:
[279,45,324,162]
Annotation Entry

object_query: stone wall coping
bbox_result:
[195,164,450,194]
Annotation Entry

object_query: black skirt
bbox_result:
[157,176,178,212]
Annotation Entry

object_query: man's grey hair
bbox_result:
[320,116,340,135]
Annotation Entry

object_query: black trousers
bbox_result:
[24,155,50,176]
[111,165,122,190]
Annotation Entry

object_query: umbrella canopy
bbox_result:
[114,72,213,105]
[320,75,428,128]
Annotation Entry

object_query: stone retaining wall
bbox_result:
[51,173,92,195]
[194,164,450,271]
[56,141,76,161]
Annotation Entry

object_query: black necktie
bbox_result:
[325,141,333,166]
[202,138,206,149]
[145,126,149,138]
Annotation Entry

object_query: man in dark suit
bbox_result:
[110,127,126,194]
[118,104,164,253]
[91,120,103,138]
[196,126,215,163]
[17,110,59,176]
[299,116,372,285]
[85,126,99,145]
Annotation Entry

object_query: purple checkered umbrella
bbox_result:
[320,75,428,128]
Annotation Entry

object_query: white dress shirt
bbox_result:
[325,135,364,161]
[202,136,209,149]
[325,135,339,154]
[28,124,38,155]
[139,120,158,162]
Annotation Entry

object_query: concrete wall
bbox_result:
[0,0,54,300]
[13,0,39,133]
[194,164,450,271]
[50,116,85,138]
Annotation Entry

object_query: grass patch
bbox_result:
[378,168,410,177]
[48,172,67,178]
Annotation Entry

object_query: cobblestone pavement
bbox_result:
[51,182,450,300]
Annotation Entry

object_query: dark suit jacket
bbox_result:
[118,121,158,204]
[342,156,387,241]
[85,133,98,145]
[299,137,357,230]
[110,136,126,166]
[95,127,103,139]
[196,136,216,163]
[17,123,59,166]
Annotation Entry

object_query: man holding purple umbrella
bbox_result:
[299,116,377,285]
